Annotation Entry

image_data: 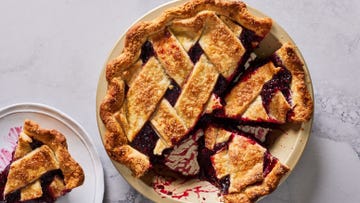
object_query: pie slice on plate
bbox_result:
[0,120,84,203]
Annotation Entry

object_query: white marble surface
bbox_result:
[0,0,359,202]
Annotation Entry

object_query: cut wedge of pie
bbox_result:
[0,120,84,203]
[99,0,313,202]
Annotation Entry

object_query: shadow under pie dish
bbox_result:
[0,120,85,203]
[98,0,314,202]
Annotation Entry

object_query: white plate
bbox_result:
[0,103,104,203]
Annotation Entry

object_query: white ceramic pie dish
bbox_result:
[0,103,104,203]
[96,0,314,202]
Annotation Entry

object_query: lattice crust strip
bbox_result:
[12,132,44,201]
[150,28,194,86]
[100,0,274,178]
[118,57,170,142]
[198,11,245,79]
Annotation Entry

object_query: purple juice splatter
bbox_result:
[0,126,22,171]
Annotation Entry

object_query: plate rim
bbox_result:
[95,0,314,202]
[0,102,105,203]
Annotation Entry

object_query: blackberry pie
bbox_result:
[99,0,313,202]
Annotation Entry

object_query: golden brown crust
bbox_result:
[99,77,127,137]
[204,127,290,202]
[121,60,143,86]
[111,144,151,178]
[204,125,232,150]
[121,57,170,141]
[225,62,280,117]
[174,55,218,128]
[275,42,313,122]
[150,99,188,146]
[170,15,204,51]
[105,0,271,81]
[150,28,194,86]
[219,15,243,37]
[20,181,43,201]
[13,132,32,160]
[48,176,66,199]
[102,139,150,177]
[4,145,59,195]
[198,11,245,79]
[268,90,291,123]
[211,135,266,193]
[223,162,290,203]
[241,96,269,121]
[23,120,85,190]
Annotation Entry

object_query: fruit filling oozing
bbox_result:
[239,29,260,51]
[0,165,10,201]
[130,122,161,162]
[0,139,68,203]
[261,67,292,111]
[163,130,203,176]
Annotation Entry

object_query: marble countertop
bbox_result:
[0,0,359,202]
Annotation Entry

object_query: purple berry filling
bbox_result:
[213,74,228,97]
[140,41,155,63]
[263,151,278,177]
[240,29,262,50]
[0,165,10,201]
[130,123,159,158]
[271,54,284,67]
[188,42,204,64]
[164,80,181,106]
[261,68,292,112]
[30,139,44,150]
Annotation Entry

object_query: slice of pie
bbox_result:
[99,0,313,202]
[0,120,84,202]
[222,42,313,123]
[200,125,289,202]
